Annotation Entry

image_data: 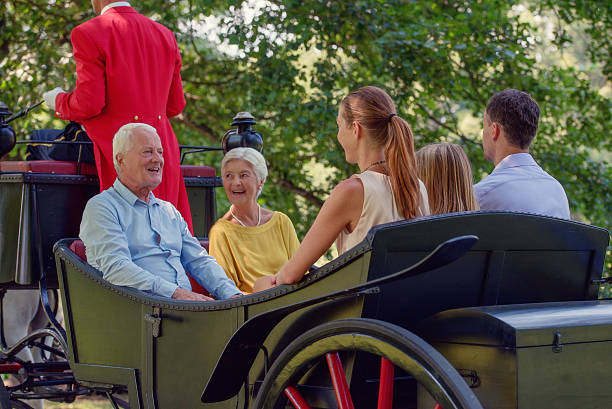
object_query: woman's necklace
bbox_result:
[230,205,261,226]
[362,159,386,173]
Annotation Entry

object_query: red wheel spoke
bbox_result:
[325,352,355,409]
[377,357,394,409]
[284,386,313,409]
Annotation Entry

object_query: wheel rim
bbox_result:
[255,319,482,409]
[267,333,455,409]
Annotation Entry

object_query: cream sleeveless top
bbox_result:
[335,171,430,255]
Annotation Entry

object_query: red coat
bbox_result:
[55,6,192,230]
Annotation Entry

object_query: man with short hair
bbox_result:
[80,123,241,301]
[43,0,193,230]
[474,89,570,219]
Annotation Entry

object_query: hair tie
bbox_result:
[388,113,397,122]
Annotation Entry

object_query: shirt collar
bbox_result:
[494,152,536,171]
[101,1,131,15]
[113,179,158,206]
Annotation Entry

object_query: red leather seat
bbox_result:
[69,239,211,297]
[0,160,97,176]
[188,239,210,296]
[180,165,216,178]
[69,240,87,261]
[1,162,214,179]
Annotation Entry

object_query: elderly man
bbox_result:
[42,0,193,230]
[474,89,570,219]
[80,123,240,301]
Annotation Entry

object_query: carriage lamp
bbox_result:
[0,101,16,158]
[221,111,263,154]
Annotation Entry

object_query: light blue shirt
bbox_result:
[474,153,570,219]
[79,179,240,299]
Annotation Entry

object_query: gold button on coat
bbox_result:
[134,115,139,120]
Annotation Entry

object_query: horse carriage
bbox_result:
[0,104,610,409]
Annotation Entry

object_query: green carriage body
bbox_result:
[1,160,610,409]
[53,212,609,409]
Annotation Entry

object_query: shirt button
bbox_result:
[158,115,162,120]
[134,115,139,120]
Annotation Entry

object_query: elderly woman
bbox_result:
[208,147,300,293]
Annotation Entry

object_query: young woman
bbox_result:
[416,143,479,214]
[254,86,429,291]
[209,147,300,293]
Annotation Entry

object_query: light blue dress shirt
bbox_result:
[474,153,570,219]
[80,179,240,299]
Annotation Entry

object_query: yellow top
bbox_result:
[209,212,300,292]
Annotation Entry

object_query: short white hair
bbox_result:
[112,123,158,173]
[221,147,268,195]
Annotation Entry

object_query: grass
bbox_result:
[45,393,124,409]
[46,400,112,409]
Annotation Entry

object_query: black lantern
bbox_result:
[221,111,263,154]
[0,101,16,158]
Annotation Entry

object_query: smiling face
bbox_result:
[116,128,164,201]
[222,159,263,208]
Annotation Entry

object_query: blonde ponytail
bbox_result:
[385,116,420,218]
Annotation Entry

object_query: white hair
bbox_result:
[221,147,268,196]
[112,123,158,173]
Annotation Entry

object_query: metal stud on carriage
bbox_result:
[1,104,611,409]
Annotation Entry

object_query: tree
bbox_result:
[1,0,610,280]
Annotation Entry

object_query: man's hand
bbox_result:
[171,287,213,301]
[42,87,66,110]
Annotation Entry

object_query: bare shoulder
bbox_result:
[331,176,364,199]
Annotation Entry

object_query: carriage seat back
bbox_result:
[0,160,98,175]
[0,161,216,179]
[180,165,216,178]
[362,211,609,329]
[68,239,211,296]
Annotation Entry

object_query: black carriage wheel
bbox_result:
[5,401,33,409]
[254,318,482,409]
[0,380,34,409]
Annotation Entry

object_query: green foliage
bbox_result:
[1,0,610,276]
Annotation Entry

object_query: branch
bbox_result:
[183,73,242,87]
[11,0,81,20]
[413,102,479,145]
[447,57,488,106]
[183,94,225,126]
[172,115,216,140]
[273,176,325,208]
